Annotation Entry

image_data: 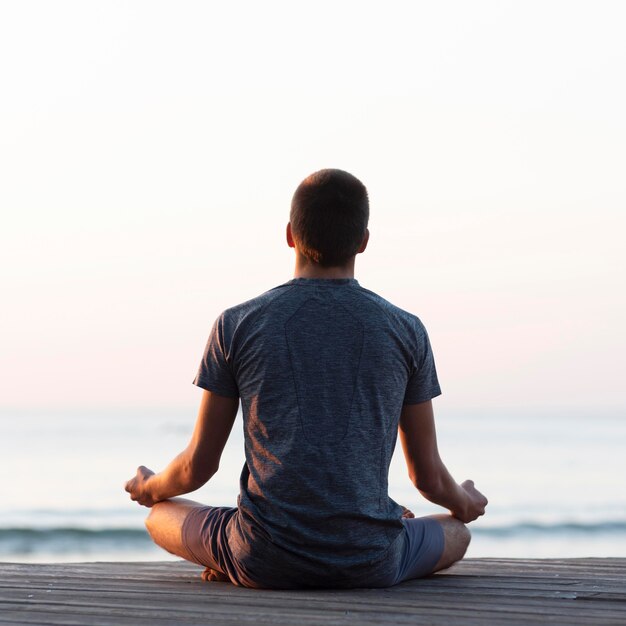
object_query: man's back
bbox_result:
[194,277,441,586]
[126,169,486,589]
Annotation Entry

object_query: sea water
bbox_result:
[1,407,625,563]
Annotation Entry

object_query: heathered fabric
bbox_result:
[193,277,441,588]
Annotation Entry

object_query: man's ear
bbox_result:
[286,222,296,248]
[357,229,369,254]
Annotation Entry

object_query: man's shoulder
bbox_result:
[216,280,429,342]
[354,285,426,333]
[219,281,295,326]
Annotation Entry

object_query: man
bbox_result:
[125,169,488,588]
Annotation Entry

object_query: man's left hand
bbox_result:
[125,466,157,507]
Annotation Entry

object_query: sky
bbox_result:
[1,0,625,413]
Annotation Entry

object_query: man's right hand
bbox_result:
[455,479,488,523]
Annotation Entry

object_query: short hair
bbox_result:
[290,169,369,267]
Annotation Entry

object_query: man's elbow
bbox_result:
[412,472,444,499]
[192,462,218,488]
[185,457,218,491]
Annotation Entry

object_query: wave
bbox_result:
[473,520,626,536]
[2,520,626,544]
[2,522,626,560]
[0,528,152,555]
[0,528,148,541]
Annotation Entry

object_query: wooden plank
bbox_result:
[0,559,624,626]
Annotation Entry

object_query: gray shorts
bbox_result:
[393,516,445,584]
[182,506,444,588]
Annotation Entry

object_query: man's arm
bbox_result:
[125,390,239,507]
[399,400,487,523]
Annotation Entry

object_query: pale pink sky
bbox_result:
[1,1,625,411]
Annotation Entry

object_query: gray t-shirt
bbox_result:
[194,277,441,587]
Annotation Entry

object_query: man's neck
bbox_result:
[293,255,356,280]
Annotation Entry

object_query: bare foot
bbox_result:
[201,567,230,583]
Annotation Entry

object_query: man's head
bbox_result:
[289,169,369,268]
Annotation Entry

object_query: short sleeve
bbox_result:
[403,319,442,404]
[193,314,239,398]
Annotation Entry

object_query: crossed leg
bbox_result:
[145,500,469,584]
[144,497,229,582]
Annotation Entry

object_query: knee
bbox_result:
[143,501,181,553]
[434,516,471,571]
[444,517,470,558]
[144,502,165,539]
[457,522,471,557]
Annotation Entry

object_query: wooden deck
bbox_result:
[1,558,625,625]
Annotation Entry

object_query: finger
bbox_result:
[138,465,155,478]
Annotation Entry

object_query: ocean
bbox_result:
[2,407,625,563]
